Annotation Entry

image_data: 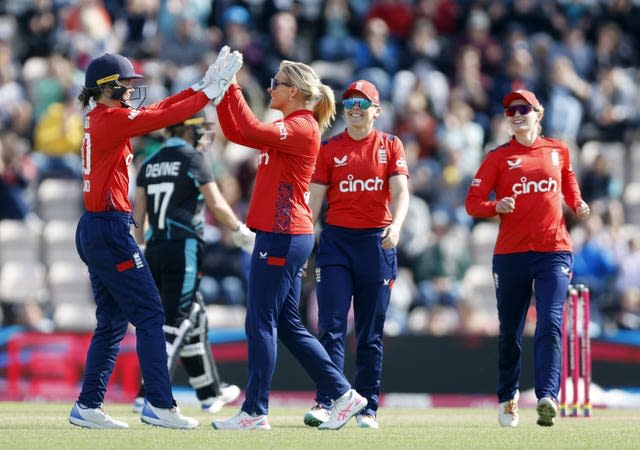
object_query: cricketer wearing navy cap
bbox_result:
[84,53,145,107]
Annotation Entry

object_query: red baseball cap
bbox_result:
[502,89,541,108]
[342,80,380,105]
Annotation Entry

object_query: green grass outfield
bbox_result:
[1,403,639,449]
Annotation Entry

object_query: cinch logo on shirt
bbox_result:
[511,176,558,196]
[276,121,287,140]
[128,109,141,120]
[339,175,384,192]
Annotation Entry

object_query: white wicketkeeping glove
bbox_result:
[203,50,243,105]
[232,223,255,254]
[191,46,231,92]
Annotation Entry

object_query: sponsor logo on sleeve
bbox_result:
[471,178,482,187]
[127,109,141,120]
[276,121,288,140]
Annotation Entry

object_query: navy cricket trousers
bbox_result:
[75,211,174,409]
[314,224,397,416]
[241,231,351,416]
[493,251,573,403]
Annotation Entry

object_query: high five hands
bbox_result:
[191,46,243,105]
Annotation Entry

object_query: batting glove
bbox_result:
[203,50,243,105]
[190,46,230,91]
[231,223,255,254]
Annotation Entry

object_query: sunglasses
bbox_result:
[505,105,537,117]
[342,98,375,110]
[270,77,292,90]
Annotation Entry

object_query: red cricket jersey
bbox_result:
[216,84,319,234]
[311,129,409,229]
[81,89,208,212]
[465,136,583,254]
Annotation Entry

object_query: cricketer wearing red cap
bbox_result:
[306,79,410,428]
[501,89,541,108]
[465,88,590,428]
[342,79,381,105]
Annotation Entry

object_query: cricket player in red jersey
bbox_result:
[304,80,409,429]
[69,49,241,429]
[465,89,590,428]
[211,59,366,431]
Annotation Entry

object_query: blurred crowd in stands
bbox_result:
[1,0,640,337]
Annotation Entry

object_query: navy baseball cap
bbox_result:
[84,53,143,88]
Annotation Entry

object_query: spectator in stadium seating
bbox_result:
[220,5,264,73]
[572,214,619,328]
[31,90,84,180]
[413,210,469,315]
[465,89,590,428]
[260,11,312,86]
[353,17,402,83]
[314,0,359,62]
[580,152,623,204]
[16,0,58,62]
[0,131,38,221]
[365,0,414,41]
[584,65,638,144]
[0,42,33,137]
[544,56,590,143]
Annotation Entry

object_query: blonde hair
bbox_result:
[535,105,544,135]
[279,60,336,134]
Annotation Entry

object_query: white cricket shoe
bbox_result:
[68,402,129,429]
[140,401,198,429]
[211,410,271,430]
[498,390,519,427]
[536,397,558,427]
[201,383,242,414]
[356,414,379,429]
[303,404,330,427]
[318,389,367,430]
[132,397,145,413]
